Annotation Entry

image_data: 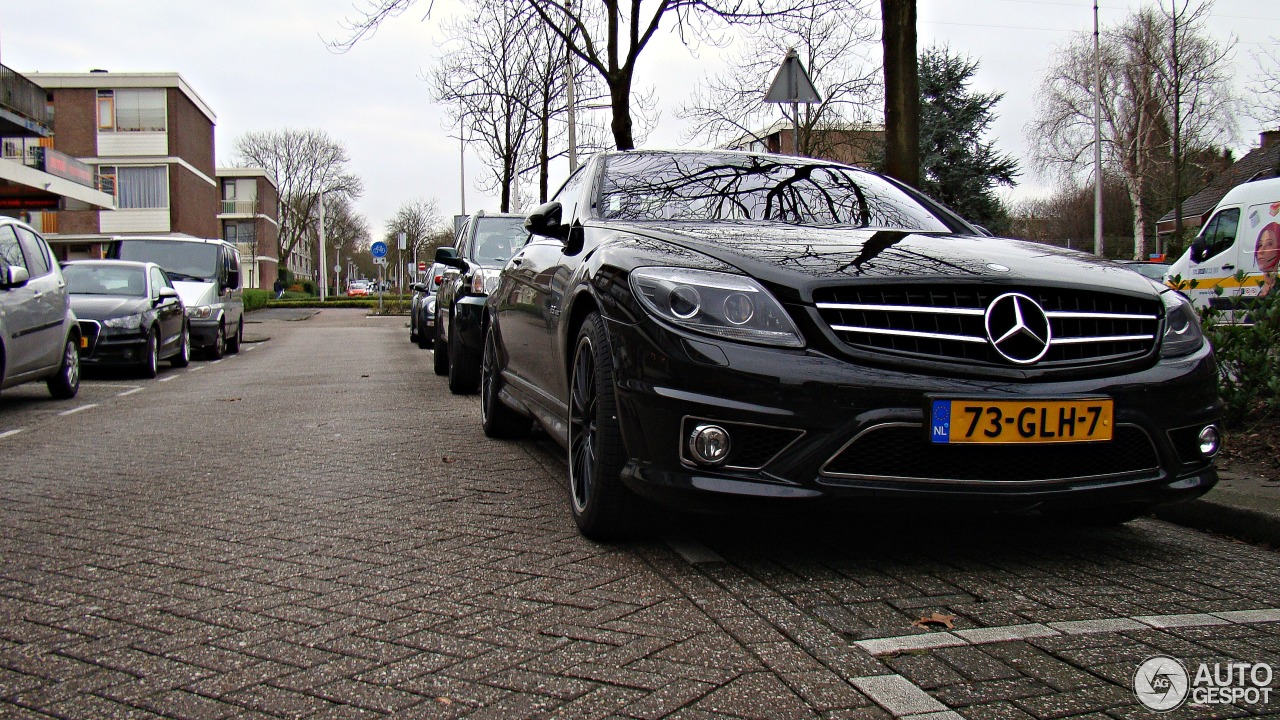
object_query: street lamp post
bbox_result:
[317,191,328,302]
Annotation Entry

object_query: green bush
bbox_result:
[243,289,271,312]
[1175,272,1280,428]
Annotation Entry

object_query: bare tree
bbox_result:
[234,129,363,273]
[336,0,838,151]
[320,194,371,287]
[1248,42,1280,133]
[1151,0,1236,247]
[679,3,881,159]
[385,198,444,268]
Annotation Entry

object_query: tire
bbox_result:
[432,310,448,375]
[208,323,225,360]
[567,312,640,541]
[46,336,80,399]
[448,319,481,395]
[170,322,191,368]
[481,323,530,439]
[140,327,159,379]
[226,318,243,354]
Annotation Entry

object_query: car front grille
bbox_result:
[813,285,1161,367]
[78,320,101,357]
[820,423,1160,484]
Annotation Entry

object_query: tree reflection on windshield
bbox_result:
[599,152,951,231]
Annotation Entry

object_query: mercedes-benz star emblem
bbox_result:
[984,292,1052,364]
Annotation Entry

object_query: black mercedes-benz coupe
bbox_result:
[481,150,1222,540]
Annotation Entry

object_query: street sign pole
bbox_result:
[764,48,822,157]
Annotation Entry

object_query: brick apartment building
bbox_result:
[724,120,884,168]
[1,65,114,216]
[26,71,219,259]
[218,167,280,289]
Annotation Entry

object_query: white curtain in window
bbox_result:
[117,166,168,209]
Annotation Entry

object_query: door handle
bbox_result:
[1221,264,1235,271]
[31,291,42,299]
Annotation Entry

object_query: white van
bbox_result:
[1167,176,1280,319]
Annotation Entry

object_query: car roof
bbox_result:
[64,259,157,270]
[112,235,233,247]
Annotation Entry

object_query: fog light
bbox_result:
[688,424,731,465]
[1198,425,1221,457]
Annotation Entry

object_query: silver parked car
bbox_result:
[0,217,81,399]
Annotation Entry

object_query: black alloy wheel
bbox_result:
[567,312,638,540]
[433,310,448,375]
[141,327,160,378]
[447,319,480,394]
[481,323,529,438]
[171,322,191,368]
[46,336,80,399]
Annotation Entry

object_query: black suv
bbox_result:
[433,211,527,393]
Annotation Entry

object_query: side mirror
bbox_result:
[157,286,179,303]
[1,265,30,290]
[1190,235,1209,264]
[435,246,468,270]
[525,201,567,240]
[226,269,241,290]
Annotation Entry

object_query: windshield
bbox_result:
[599,152,952,231]
[117,240,218,281]
[63,264,147,297]
[471,217,527,264]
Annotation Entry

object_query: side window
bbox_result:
[14,227,52,277]
[1194,207,1240,263]
[456,220,471,255]
[149,267,167,297]
[552,166,590,221]
[0,226,27,270]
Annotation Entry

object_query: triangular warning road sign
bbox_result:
[764,48,822,105]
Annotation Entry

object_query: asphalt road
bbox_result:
[1,309,1276,720]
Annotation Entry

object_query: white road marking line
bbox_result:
[116,387,143,397]
[245,345,258,351]
[850,675,949,716]
[855,607,1280,656]
[158,377,175,382]
[209,360,222,365]
[0,428,26,440]
[58,404,98,416]
[189,366,205,371]
[664,537,725,564]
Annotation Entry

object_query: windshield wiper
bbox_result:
[167,272,205,282]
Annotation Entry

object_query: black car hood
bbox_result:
[602,220,1158,301]
[70,295,150,320]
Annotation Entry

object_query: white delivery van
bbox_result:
[1167,176,1280,319]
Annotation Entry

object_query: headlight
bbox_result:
[471,268,502,295]
[1160,290,1205,358]
[103,314,144,330]
[630,267,804,348]
[187,305,214,320]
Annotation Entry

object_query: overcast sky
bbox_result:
[1,0,1274,239]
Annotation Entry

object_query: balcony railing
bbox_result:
[221,199,258,215]
[0,64,51,130]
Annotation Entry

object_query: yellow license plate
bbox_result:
[930,399,1113,444]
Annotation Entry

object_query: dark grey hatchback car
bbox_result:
[481,150,1222,540]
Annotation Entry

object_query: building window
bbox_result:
[95,89,166,132]
[100,165,169,209]
[223,221,256,246]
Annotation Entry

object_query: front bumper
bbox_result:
[603,316,1222,515]
[188,318,222,349]
[79,323,147,366]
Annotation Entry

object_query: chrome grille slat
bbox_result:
[813,285,1162,367]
